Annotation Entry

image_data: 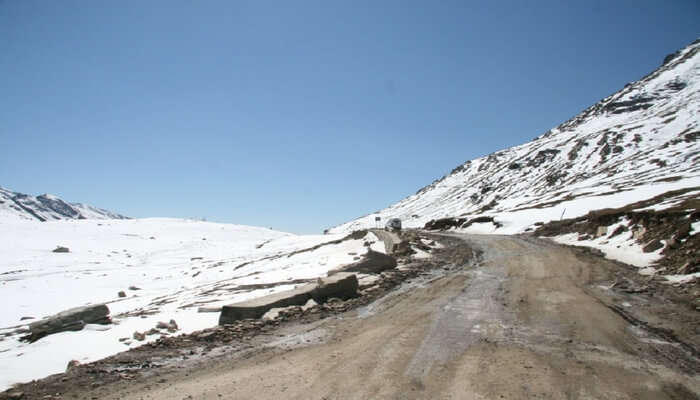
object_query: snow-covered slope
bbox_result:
[0,218,386,389]
[331,39,700,235]
[0,187,127,222]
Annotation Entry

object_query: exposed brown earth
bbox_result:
[534,188,700,276]
[3,233,699,400]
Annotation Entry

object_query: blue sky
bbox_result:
[1,1,698,233]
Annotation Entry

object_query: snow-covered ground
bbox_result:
[0,218,384,390]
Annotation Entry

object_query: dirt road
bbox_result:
[11,234,700,399]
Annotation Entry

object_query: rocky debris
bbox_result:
[424,217,467,230]
[118,291,126,298]
[218,273,359,325]
[3,391,23,400]
[132,331,146,341]
[643,239,664,253]
[21,304,111,343]
[596,226,608,238]
[301,299,318,311]
[462,216,502,229]
[156,319,178,332]
[527,149,560,167]
[330,250,397,275]
[262,306,301,322]
[52,246,70,253]
[392,241,416,257]
[534,188,700,275]
[424,215,502,231]
[604,96,655,114]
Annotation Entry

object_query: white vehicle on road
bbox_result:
[384,218,402,232]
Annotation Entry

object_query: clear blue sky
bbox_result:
[1,1,698,233]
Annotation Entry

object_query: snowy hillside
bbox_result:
[332,40,700,236]
[0,218,387,389]
[0,187,127,222]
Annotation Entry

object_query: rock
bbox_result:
[133,331,146,341]
[19,316,34,321]
[197,331,216,341]
[310,273,360,303]
[198,306,222,313]
[219,285,313,324]
[331,250,397,275]
[667,237,680,249]
[128,286,141,291]
[676,221,691,239]
[52,246,70,253]
[643,239,664,253]
[595,226,608,238]
[66,359,81,373]
[424,217,466,231]
[219,273,359,325]
[20,304,110,343]
[632,226,646,240]
[392,241,416,258]
[5,391,24,399]
[261,306,300,321]
[301,298,318,311]
[156,319,178,332]
[118,291,126,298]
[608,225,628,238]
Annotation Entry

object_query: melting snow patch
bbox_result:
[550,229,663,269]
[664,272,700,285]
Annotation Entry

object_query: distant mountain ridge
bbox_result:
[0,187,127,222]
[332,39,700,234]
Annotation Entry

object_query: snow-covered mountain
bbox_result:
[332,39,700,235]
[0,187,127,222]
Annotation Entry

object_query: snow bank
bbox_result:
[0,218,377,389]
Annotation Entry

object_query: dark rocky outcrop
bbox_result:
[21,304,111,343]
[424,216,501,231]
[527,149,561,168]
[424,217,467,231]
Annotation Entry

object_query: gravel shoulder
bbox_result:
[3,233,699,399]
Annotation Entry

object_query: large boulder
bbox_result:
[21,304,110,343]
[331,250,397,275]
[310,273,359,303]
[218,273,359,325]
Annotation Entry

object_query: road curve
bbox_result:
[81,235,700,399]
